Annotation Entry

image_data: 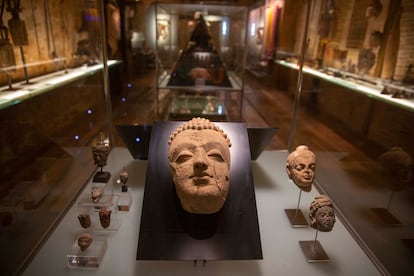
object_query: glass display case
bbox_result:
[1,0,413,275]
[244,0,414,275]
[0,0,119,275]
[152,2,247,121]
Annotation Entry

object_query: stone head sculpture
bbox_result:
[286,145,316,192]
[168,117,231,214]
[77,233,93,251]
[309,195,336,232]
[379,147,413,190]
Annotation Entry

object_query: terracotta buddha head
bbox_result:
[168,117,231,214]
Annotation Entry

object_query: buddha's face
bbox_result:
[78,233,92,251]
[168,129,230,214]
[286,152,316,192]
[314,205,336,232]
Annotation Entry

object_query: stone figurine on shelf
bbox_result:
[379,147,413,192]
[99,207,112,228]
[77,233,93,251]
[119,167,129,192]
[91,186,103,203]
[168,117,231,214]
[309,195,336,232]
[299,195,335,262]
[372,147,413,225]
[92,133,111,183]
[284,145,317,227]
[77,213,91,229]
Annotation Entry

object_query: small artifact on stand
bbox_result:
[299,195,336,262]
[168,117,231,214]
[6,0,31,84]
[0,0,17,91]
[371,147,413,225]
[92,133,111,183]
[77,233,93,251]
[98,207,111,229]
[77,213,91,229]
[91,186,103,203]
[284,145,316,227]
[119,167,129,192]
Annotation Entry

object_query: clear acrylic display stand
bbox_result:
[116,191,132,211]
[67,237,107,269]
[77,195,122,231]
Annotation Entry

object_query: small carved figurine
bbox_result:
[379,147,413,191]
[77,233,93,251]
[77,213,91,229]
[99,207,112,228]
[286,145,316,192]
[309,195,336,232]
[91,186,103,203]
[119,167,129,192]
[92,133,109,169]
[168,117,231,214]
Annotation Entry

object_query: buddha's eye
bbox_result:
[175,151,193,164]
[208,150,225,162]
[294,164,305,171]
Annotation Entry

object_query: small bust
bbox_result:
[309,195,336,232]
[379,147,413,191]
[99,207,112,228]
[92,133,109,169]
[168,117,231,214]
[77,213,91,229]
[119,167,129,184]
[286,145,316,192]
[77,233,93,251]
[91,186,103,203]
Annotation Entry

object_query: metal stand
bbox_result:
[370,190,401,225]
[285,190,308,227]
[299,229,329,262]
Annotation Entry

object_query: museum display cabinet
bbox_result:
[250,0,414,275]
[0,0,120,274]
[152,2,247,121]
[1,0,413,275]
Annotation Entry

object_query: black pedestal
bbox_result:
[137,121,262,261]
[92,171,111,183]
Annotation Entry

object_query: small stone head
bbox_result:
[99,207,112,228]
[77,213,91,229]
[379,147,413,190]
[309,195,336,232]
[168,117,231,214]
[286,145,316,192]
[77,233,93,251]
[119,167,129,184]
[91,186,103,203]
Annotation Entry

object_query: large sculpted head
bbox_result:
[286,145,316,192]
[309,195,336,232]
[168,117,231,214]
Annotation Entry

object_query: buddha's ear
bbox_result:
[285,164,292,179]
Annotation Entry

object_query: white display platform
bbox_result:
[22,147,381,276]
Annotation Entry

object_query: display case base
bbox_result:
[285,209,308,227]
[299,240,330,262]
[67,238,107,269]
